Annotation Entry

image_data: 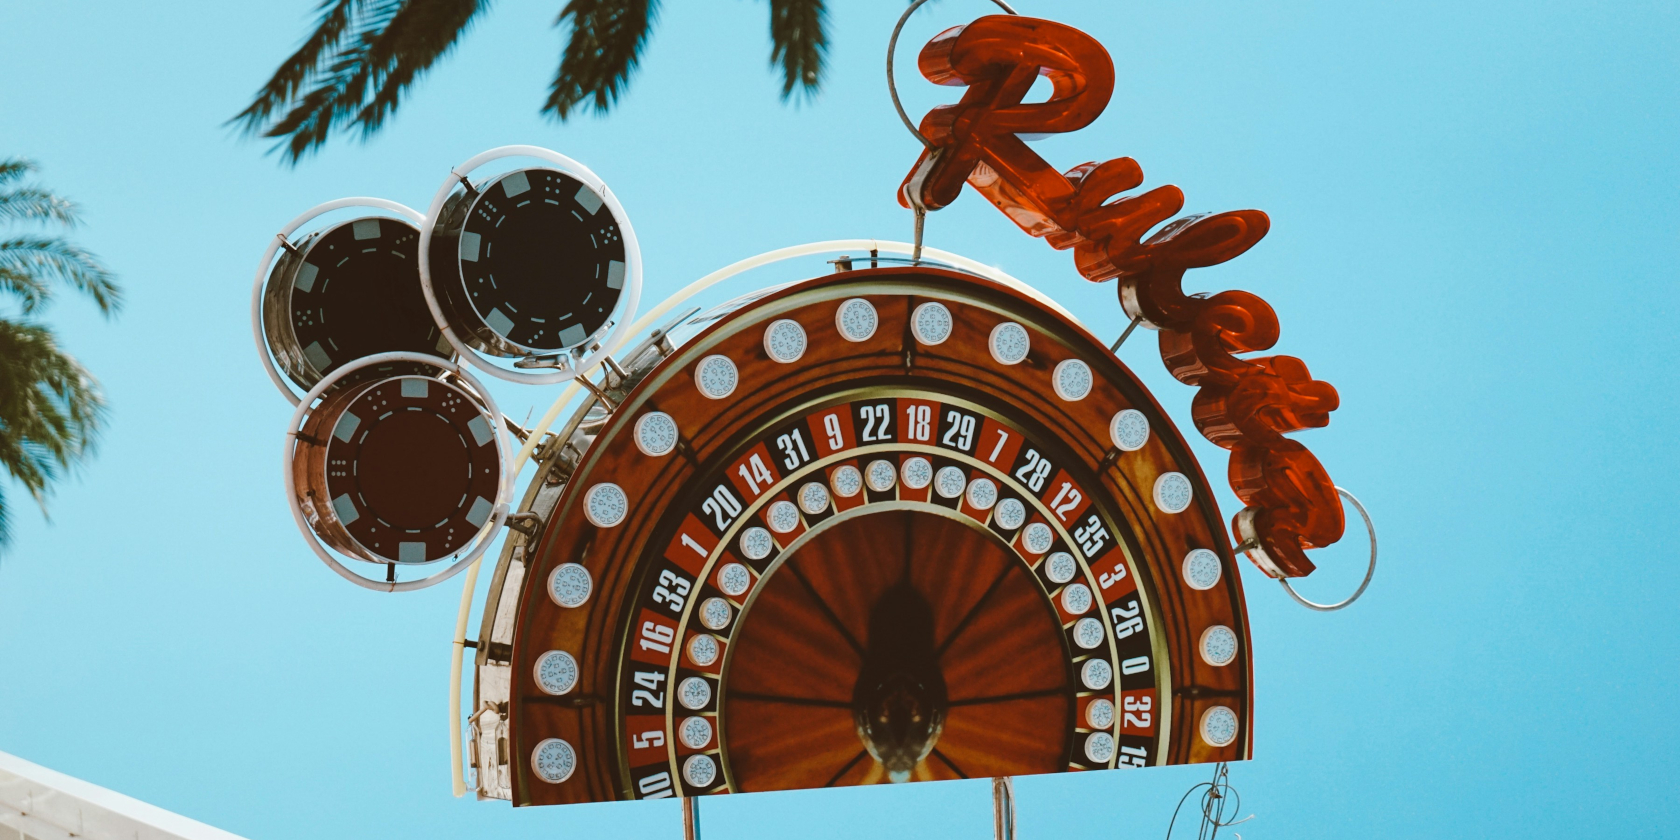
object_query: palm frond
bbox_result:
[0,266,51,314]
[0,237,121,316]
[235,0,487,164]
[0,187,80,226]
[0,159,36,188]
[230,0,363,135]
[0,159,81,227]
[767,0,826,99]
[544,0,661,119]
[0,320,106,522]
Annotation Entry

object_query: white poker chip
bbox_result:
[865,459,898,492]
[739,527,774,560]
[548,563,592,608]
[1084,731,1116,764]
[965,477,998,510]
[531,738,577,784]
[699,597,732,631]
[1021,522,1054,555]
[1044,551,1077,584]
[1182,548,1222,590]
[763,318,807,363]
[687,634,720,668]
[1073,617,1105,649]
[534,650,579,695]
[1153,472,1193,514]
[694,354,738,399]
[717,562,752,597]
[900,457,933,490]
[678,677,712,710]
[1110,409,1150,452]
[682,754,718,788]
[835,298,879,342]
[1199,706,1239,748]
[583,482,628,528]
[1080,658,1114,691]
[911,302,953,345]
[989,321,1031,365]
[1086,697,1115,729]
[993,498,1027,530]
[679,716,714,750]
[766,500,801,533]
[634,411,680,457]
[1199,625,1239,667]
[1052,359,1093,401]
[798,481,830,515]
[831,465,864,498]
[1060,582,1094,615]
[934,466,967,499]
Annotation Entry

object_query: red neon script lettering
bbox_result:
[901,15,1344,578]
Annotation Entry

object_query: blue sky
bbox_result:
[2,0,1677,837]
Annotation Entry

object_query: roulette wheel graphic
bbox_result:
[248,4,1378,828]
[466,262,1263,803]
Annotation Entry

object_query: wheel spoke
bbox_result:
[787,562,867,657]
[931,748,969,779]
[824,749,870,787]
[935,560,1015,659]
[947,686,1065,707]
[730,691,853,709]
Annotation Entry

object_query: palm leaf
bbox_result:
[235,0,487,164]
[230,0,364,136]
[0,266,51,314]
[767,0,826,99]
[0,319,106,548]
[544,0,660,119]
[0,159,80,227]
[0,187,80,226]
[0,159,35,188]
[0,237,121,316]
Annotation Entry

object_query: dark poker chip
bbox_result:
[262,216,451,391]
[428,167,627,357]
[292,374,501,565]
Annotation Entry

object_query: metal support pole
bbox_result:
[683,797,701,840]
[1110,314,1143,353]
[992,777,1016,840]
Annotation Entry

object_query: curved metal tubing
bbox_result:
[250,198,427,406]
[1279,487,1377,612]
[417,145,645,386]
[447,237,1070,795]
[888,0,1019,149]
[283,351,511,593]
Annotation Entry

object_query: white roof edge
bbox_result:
[0,750,250,840]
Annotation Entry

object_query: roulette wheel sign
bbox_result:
[248,2,1377,826]
[478,266,1258,803]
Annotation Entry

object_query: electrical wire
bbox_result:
[1164,763,1254,840]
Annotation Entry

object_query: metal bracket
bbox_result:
[573,373,617,412]
[513,353,568,370]
[504,512,544,539]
